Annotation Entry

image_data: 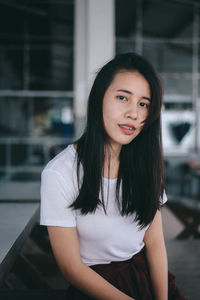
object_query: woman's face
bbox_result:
[102,71,151,152]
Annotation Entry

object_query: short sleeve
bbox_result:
[161,190,167,205]
[40,169,76,227]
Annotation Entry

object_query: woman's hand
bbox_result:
[48,226,134,300]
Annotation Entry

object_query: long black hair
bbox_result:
[70,52,164,228]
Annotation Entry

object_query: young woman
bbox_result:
[40,53,187,300]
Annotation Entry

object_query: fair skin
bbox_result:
[48,71,168,299]
[102,71,150,178]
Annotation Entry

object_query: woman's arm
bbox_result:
[143,210,168,300]
[47,226,134,300]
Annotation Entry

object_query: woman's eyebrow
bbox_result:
[143,96,151,102]
[116,89,132,95]
[116,89,151,102]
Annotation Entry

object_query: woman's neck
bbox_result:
[103,144,121,179]
[104,143,121,159]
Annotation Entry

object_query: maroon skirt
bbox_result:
[66,248,187,300]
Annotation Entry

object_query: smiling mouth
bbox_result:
[119,125,135,130]
[119,124,136,135]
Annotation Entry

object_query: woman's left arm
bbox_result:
[143,210,168,300]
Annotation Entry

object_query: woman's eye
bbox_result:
[140,102,149,108]
[117,95,127,101]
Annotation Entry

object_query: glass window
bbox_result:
[143,41,192,73]
[0,1,74,91]
[115,0,198,154]
[0,1,74,180]
[142,0,193,39]
[162,76,192,96]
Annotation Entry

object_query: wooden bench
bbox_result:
[0,197,70,299]
[0,202,40,285]
[166,194,200,239]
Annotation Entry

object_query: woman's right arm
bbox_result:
[47,226,134,300]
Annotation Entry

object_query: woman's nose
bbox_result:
[125,103,138,119]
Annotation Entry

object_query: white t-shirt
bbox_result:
[40,144,167,266]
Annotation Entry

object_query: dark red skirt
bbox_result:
[66,248,188,300]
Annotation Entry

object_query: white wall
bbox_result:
[74,0,115,139]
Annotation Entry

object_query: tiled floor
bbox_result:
[162,206,200,300]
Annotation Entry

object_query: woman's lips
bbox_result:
[119,124,136,135]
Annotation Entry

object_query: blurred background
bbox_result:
[0,0,199,299]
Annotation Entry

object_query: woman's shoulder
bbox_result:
[42,143,77,177]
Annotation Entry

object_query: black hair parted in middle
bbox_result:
[70,52,164,228]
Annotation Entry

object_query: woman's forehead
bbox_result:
[107,71,151,97]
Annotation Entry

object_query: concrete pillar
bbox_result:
[74,0,115,139]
